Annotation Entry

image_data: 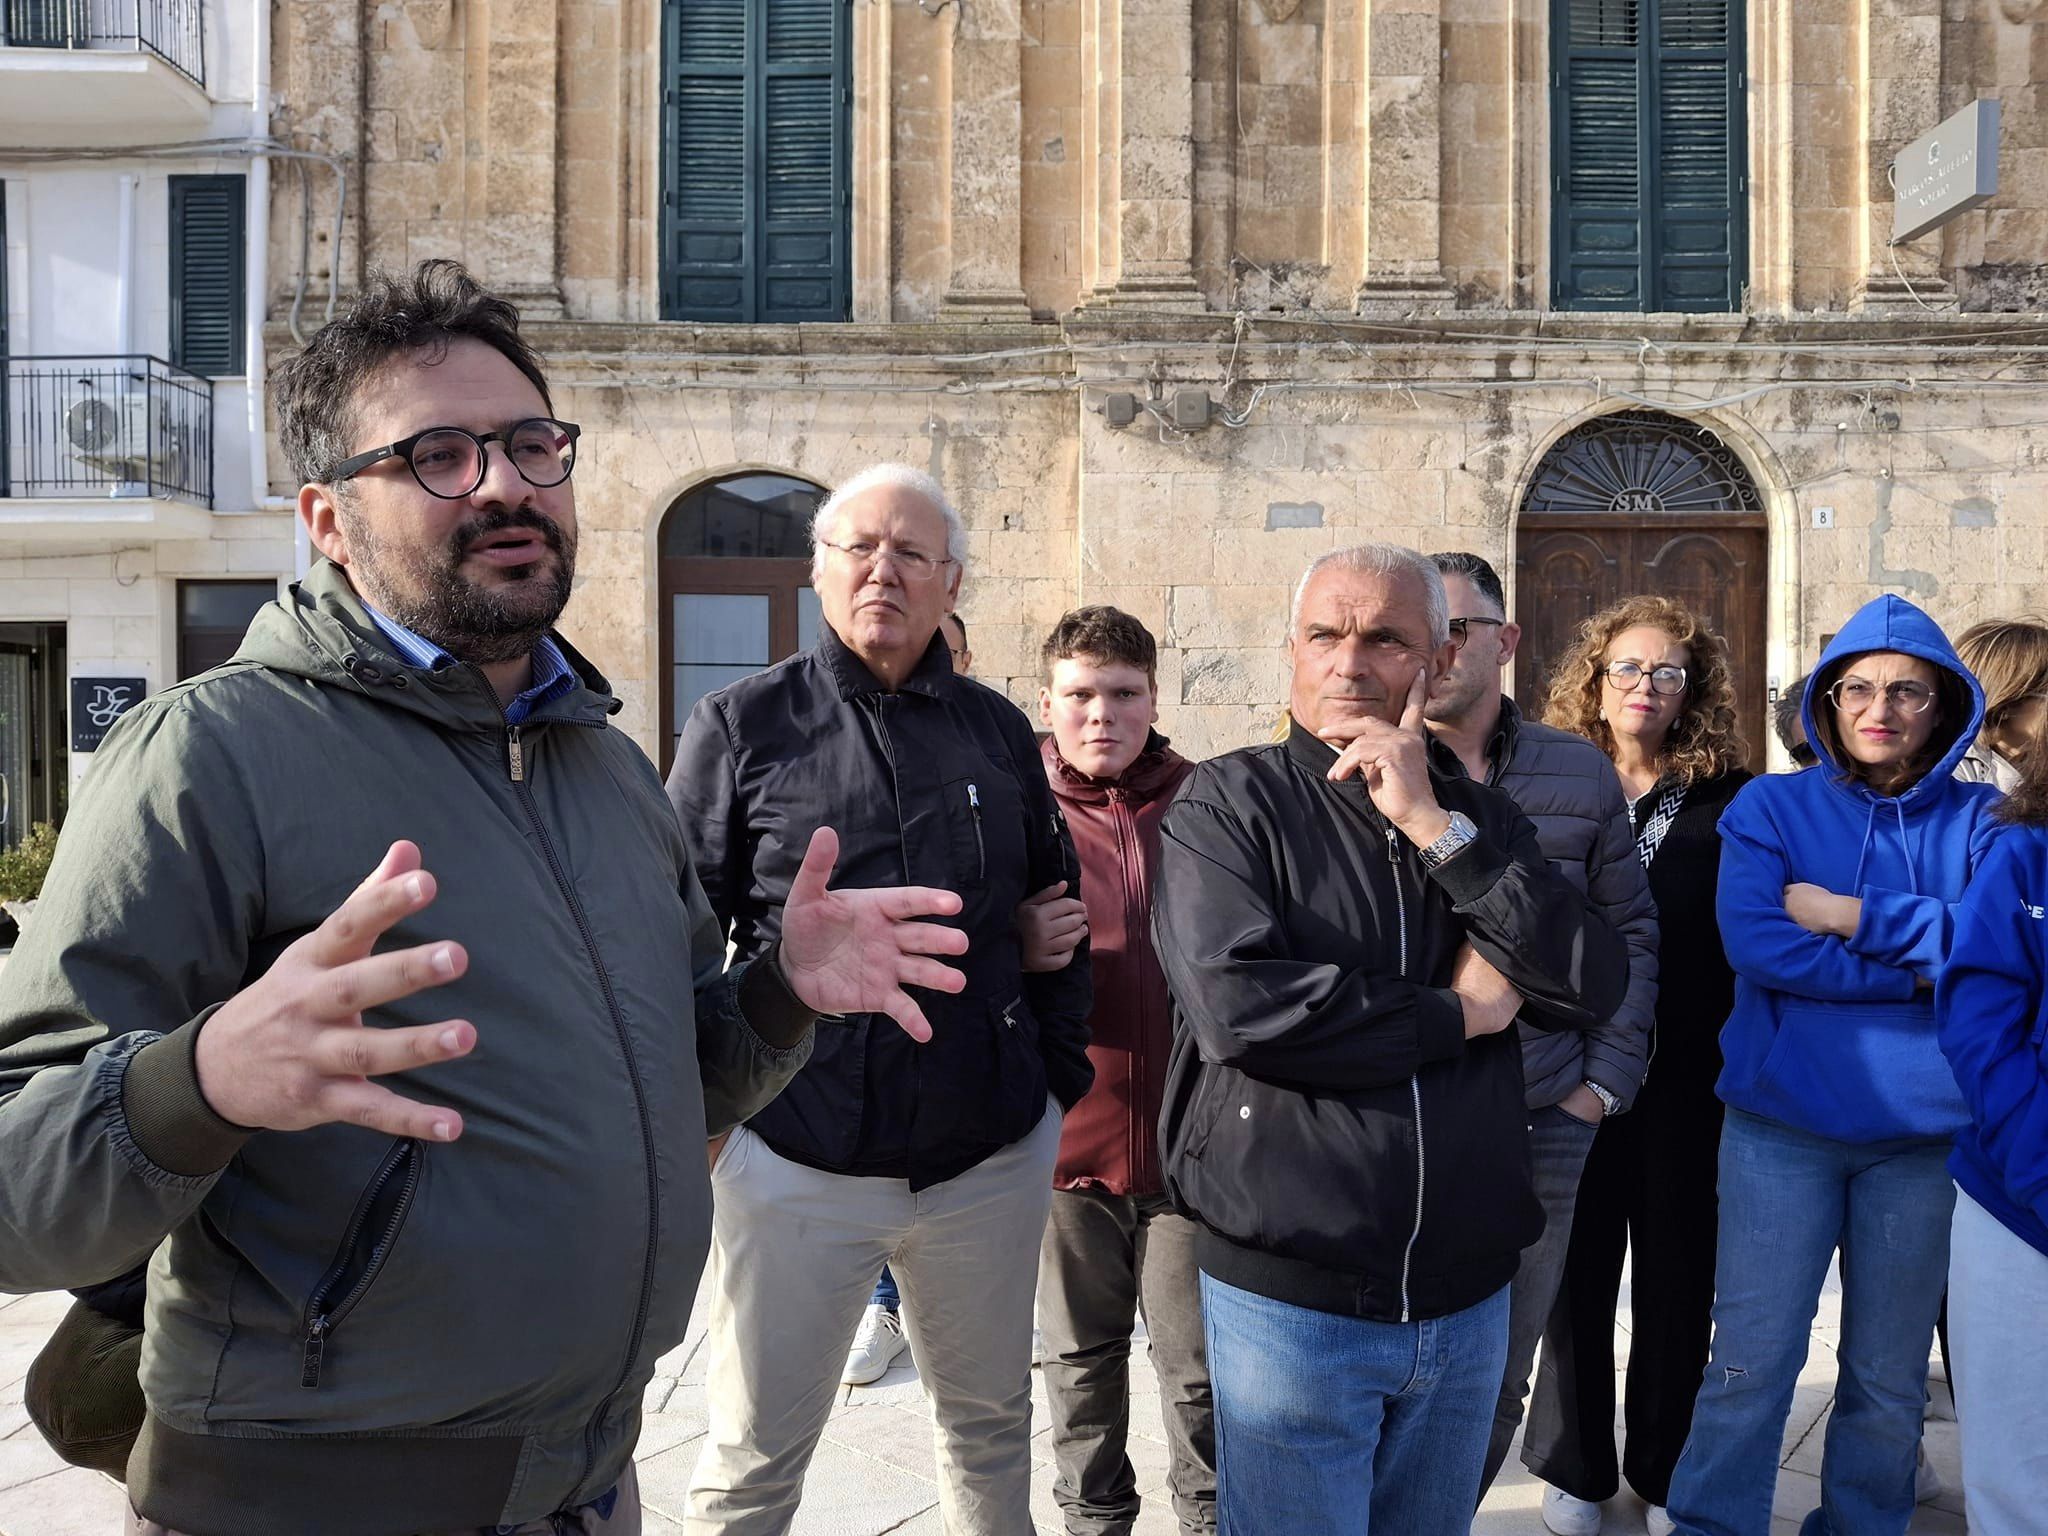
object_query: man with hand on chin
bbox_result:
[1152,542,1629,1535]
[0,261,965,1536]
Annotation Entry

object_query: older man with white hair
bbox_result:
[667,463,1093,1535]
[1152,542,1629,1535]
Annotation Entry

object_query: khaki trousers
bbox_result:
[685,1100,1063,1535]
[127,1460,641,1535]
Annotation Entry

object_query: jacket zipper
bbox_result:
[301,1139,423,1388]
[967,782,986,879]
[1112,791,1147,1188]
[499,711,660,1493]
[1387,824,1426,1325]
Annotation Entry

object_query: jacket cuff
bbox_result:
[737,942,819,1049]
[1426,831,1510,907]
[121,1012,253,1179]
[1414,987,1469,1065]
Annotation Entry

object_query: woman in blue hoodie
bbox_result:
[1664,595,2003,1536]
[1937,728,2048,1534]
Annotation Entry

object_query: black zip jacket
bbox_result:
[669,624,1094,1191]
[1154,723,1629,1323]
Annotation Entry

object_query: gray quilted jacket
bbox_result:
[1458,698,1659,1111]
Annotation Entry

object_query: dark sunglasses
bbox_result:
[1789,742,1819,768]
[327,418,582,501]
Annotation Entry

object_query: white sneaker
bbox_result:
[1541,1486,1603,1536]
[1916,1441,1944,1504]
[1645,1506,1676,1536]
[842,1303,909,1385]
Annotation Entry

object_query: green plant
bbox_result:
[0,821,60,903]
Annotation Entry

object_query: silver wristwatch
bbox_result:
[1583,1080,1623,1116]
[1417,810,1477,869]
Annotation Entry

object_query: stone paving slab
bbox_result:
[0,1260,1968,1536]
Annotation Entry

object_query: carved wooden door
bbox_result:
[1513,412,1768,769]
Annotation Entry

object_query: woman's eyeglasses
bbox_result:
[1826,677,1936,715]
[1602,661,1688,696]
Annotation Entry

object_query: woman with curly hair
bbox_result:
[1660,595,2002,1536]
[1517,596,1751,1536]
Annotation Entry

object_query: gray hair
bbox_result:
[1289,543,1450,647]
[809,463,970,583]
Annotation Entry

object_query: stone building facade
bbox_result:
[261,0,2048,769]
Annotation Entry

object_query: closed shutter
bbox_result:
[169,176,246,376]
[662,0,847,322]
[1654,0,1743,310]
[1551,0,1744,313]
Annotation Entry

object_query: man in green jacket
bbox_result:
[0,259,969,1536]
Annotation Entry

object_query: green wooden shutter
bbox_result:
[169,176,246,376]
[1653,0,1744,311]
[1554,0,1646,310]
[1551,0,1743,313]
[663,0,848,323]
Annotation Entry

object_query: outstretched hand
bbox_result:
[779,826,971,1042]
[193,840,476,1142]
[1320,664,1450,847]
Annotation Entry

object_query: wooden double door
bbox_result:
[1514,512,1768,771]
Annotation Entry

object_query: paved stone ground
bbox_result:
[0,1259,1966,1536]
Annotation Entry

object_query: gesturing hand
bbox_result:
[1016,881,1088,973]
[192,841,476,1142]
[1321,664,1451,848]
[779,826,971,1043]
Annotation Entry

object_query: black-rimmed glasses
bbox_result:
[1448,616,1505,647]
[1603,661,1688,696]
[327,418,582,500]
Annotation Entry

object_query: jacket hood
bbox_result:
[1799,594,1984,810]
[233,558,617,733]
[1043,730,1187,805]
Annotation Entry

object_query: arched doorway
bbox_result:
[658,470,828,773]
[1514,410,1768,768]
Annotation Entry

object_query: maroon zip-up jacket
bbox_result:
[1043,731,1194,1197]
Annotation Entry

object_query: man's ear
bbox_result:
[1038,686,1054,727]
[1496,621,1523,668]
[300,483,351,567]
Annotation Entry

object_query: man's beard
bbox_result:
[341,503,577,666]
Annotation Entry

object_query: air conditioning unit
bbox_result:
[62,387,155,495]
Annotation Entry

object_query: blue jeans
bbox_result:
[1201,1271,1509,1536]
[1665,1110,1953,1536]
[871,1263,899,1312]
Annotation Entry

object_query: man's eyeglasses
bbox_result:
[1448,616,1505,648]
[327,418,581,501]
[818,539,957,584]
[1789,742,1820,768]
[1827,677,1936,715]
[1603,661,1688,696]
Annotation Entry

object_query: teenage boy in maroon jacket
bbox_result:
[1025,606,1216,1535]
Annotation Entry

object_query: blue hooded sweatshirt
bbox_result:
[1938,834,2048,1258]
[1715,595,2005,1144]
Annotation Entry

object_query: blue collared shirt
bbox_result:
[361,604,579,725]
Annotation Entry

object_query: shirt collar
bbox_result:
[361,602,578,724]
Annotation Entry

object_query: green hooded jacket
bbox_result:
[0,560,814,1535]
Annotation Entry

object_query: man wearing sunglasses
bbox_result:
[1420,554,1659,1506]
[0,260,971,1536]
